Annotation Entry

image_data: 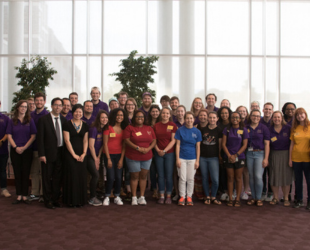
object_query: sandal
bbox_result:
[152,190,159,199]
[211,198,221,205]
[284,200,290,207]
[234,200,241,207]
[256,200,263,207]
[247,199,255,206]
[204,197,211,205]
[227,200,233,207]
[270,198,279,205]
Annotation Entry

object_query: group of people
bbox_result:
[0,87,309,210]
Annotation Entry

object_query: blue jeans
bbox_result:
[154,152,175,195]
[199,157,219,197]
[0,154,8,189]
[246,151,264,200]
[293,162,310,201]
[104,154,122,197]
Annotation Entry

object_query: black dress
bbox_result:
[63,121,89,206]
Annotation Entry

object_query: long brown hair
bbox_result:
[91,110,109,132]
[292,108,309,132]
[190,97,203,115]
[12,100,31,125]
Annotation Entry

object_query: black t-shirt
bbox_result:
[199,125,223,158]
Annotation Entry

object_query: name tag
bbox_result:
[237,130,243,135]
[110,133,116,137]
[167,125,173,130]
[271,136,277,142]
[136,132,142,136]
[247,129,250,133]
[248,147,253,151]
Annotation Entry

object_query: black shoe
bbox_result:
[23,199,31,205]
[45,202,55,209]
[53,202,63,208]
[293,200,304,208]
[306,201,310,210]
[12,199,22,204]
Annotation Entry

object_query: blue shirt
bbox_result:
[175,126,202,160]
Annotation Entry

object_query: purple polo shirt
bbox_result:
[6,119,37,147]
[285,118,293,127]
[223,127,249,160]
[260,117,271,128]
[174,120,184,128]
[93,100,109,117]
[246,123,270,150]
[88,126,103,156]
[31,109,49,151]
[269,124,291,151]
[139,107,149,117]
[62,111,73,121]
[193,116,200,126]
[172,115,177,123]
[82,115,96,127]
[0,113,10,155]
[205,106,219,111]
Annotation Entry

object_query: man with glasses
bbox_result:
[37,98,66,209]
[29,92,49,202]
[117,91,128,109]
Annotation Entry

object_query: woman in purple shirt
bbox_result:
[7,100,37,204]
[246,109,270,207]
[268,111,293,206]
[174,105,186,128]
[190,97,203,126]
[222,112,248,207]
[87,110,109,206]
[282,102,296,127]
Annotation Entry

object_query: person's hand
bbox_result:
[16,147,24,154]
[117,160,123,169]
[194,160,199,170]
[176,159,181,168]
[95,157,100,170]
[73,154,80,161]
[262,159,268,168]
[229,154,236,163]
[78,153,86,162]
[289,160,293,168]
[40,156,47,164]
[219,155,223,165]
[107,158,113,168]
[158,150,165,157]
[0,141,2,148]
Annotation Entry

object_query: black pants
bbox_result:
[10,147,33,196]
[87,155,99,198]
[41,147,63,204]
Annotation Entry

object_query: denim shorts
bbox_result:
[125,157,152,173]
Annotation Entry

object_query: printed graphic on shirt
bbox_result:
[202,133,216,145]
[192,133,197,139]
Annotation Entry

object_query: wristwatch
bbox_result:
[136,146,139,150]
[163,150,166,153]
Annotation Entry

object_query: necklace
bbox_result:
[73,120,81,131]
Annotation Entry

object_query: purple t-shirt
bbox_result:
[82,115,96,127]
[31,109,49,150]
[247,123,270,150]
[285,118,293,127]
[174,120,184,128]
[260,117,271,128]
[88,126,103,156]
[269,124,291,151]
[62,111,73,121]
[0,113,10,155]
[6,119,37,147]
[205,106,219,111]
[139,107,149,117]
[223,127,249,160]
[93,100,109,117]
[172,115,177,123]
[193,116,200,126]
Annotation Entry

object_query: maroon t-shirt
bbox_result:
[153,121,177,154]
[123,125,156,161]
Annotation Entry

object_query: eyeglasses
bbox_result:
[126,104,135,107]
[194,102,202,105]
[286,108,295,111]
[231,117,240,120]
[251,115,261,118]
[20,106,28,108]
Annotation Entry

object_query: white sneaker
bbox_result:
[172,195,179,201]
[131,196,138,205]
[241,192,249,200]
[265,194,273,202]
[114,196,123,205]
[232,190,237,200]
[261,193,267,201]
[103,197,110,206]
[1,189,11,198]
[138,196,147,205]
[220,193,228,201]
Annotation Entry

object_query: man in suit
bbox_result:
[37,98,67,209]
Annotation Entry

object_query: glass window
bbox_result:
[266,58,279,110]
[251,58,264,108]
[74,1,87,54]
[32,0,72,54]
[74,56,87,103]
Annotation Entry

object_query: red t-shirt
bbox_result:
[123,125,156,161]
[103,126,123,154]
[153,121,177,154]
